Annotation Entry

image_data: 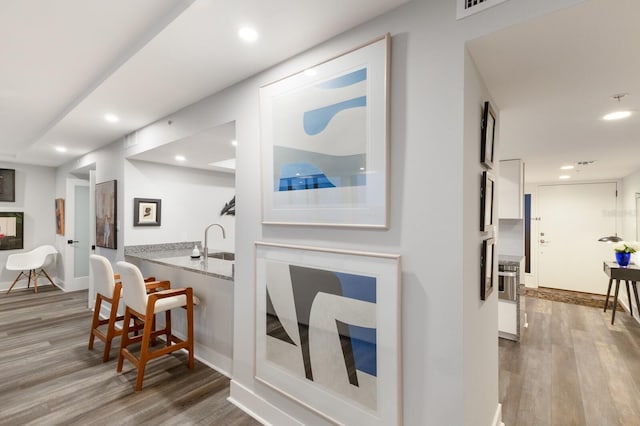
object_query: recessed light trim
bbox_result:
[55,146,68,153]
[175,155,186,162]
[559,175,571,180]
[231,140,238,147]
[560,165,574,170]
[238,27,258,42]
[603,110,632,121]
[104,113,119,123]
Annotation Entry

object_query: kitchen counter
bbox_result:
[123,242,234,375]
[124,242,233,281]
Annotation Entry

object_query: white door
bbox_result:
[64,178,90,291]
[538,182,617,294]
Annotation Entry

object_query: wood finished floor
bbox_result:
[0,287,260,426]
[500,295,640,426]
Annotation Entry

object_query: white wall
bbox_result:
[124,160,235,252]
[463,48,500,426]
[0,162,57,289]
[498,219,524,257]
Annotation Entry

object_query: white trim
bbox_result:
[491,403,504,426]
[229,380,304,426]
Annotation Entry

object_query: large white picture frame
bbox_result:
[260,34,390,228]
[255,242,402,426]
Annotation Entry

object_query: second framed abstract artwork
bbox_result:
[255,242,402,426]
[260,34,390,228]
[96,180,117,249]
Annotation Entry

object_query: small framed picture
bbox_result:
[133,198,161,227]
[55,198,65,235]
[480,171,495,232]
[481,237,495,300]
[0,168,16,202]
[481,101,496,169]
[0,212,24,250]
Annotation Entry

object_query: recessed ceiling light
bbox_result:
[231,140,238,147]
[104,114,119,123]
[55,146,67,153]
[560,165,574,170]
[304,69,317,77]
[238,27,258,43]
[559,175,571,180]
[603,110,632,121]
[175,155,186,162]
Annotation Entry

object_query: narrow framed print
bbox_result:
[255,242,402,426]
[55,198,65,235]
[133,198,161,227]
[481,238,495,300]
[260,34,390,228]
[96,180,117,249]
[0,212,24,250]
[480,171,495,232]
[481,101,496,169]
[0,168,16,202]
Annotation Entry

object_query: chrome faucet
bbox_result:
[203,223,226,259]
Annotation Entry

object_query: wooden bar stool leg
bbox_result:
[626,280,633,316]
[604,278,614,312]
[612,279,621,325]
[165,311,172,347]
[88,294,103,350]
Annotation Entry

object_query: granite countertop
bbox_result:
[124,242,234,281]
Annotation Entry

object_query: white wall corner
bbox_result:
[492,403,504,426]
[229,380,304,426]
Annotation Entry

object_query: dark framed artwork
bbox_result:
[0,168,16,202]
[133,198,161,227]
[0,212,24,250]
[96,180,117,249]
[55,198,65,235]
[480,237,495,300]
[480,171,495,232]
[480,101,496,169]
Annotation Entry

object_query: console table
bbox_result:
[603,261,640,325]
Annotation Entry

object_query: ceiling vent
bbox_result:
[457,0,509,19]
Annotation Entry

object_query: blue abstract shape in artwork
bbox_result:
[278,162,335,191]
[316,68,367,89]
[303,96,366,136]
[335,272,377,377]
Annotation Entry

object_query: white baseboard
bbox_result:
[492,403,504,426]
[229,380,303,426]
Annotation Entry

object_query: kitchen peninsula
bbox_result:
[125,242,234,375]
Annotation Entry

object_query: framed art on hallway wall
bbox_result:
[260,34,390,228]
[133,198,161,227]
[0,212,23,250]
[95,180,116,249]
[254,242,402,426]
[0,168,16,202]
[55,198,65,235]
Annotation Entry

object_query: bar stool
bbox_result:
[88,255,165,361]
[116,261,196,391]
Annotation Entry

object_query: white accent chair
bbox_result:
[116,261,195,391]
[5,245,59,294]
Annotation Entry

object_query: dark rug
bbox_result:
[522,285,623,310]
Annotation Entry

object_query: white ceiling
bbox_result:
[1,0,409,167]
[467,0,640,183]
[129,121,236,173]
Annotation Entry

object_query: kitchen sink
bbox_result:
[207,251,235,261]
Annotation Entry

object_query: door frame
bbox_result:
[64,178,91,292]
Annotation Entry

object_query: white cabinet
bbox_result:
[499,159,524,219]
